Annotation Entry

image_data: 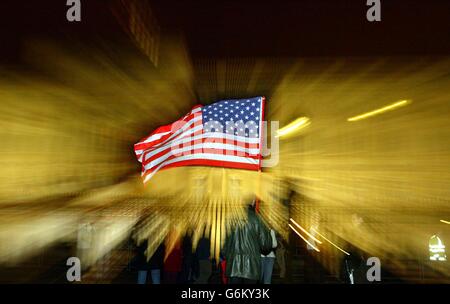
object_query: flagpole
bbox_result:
[256,96,266,214]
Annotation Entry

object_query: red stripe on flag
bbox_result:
[142,139,260,166]
[142,149,260,172]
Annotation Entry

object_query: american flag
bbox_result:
[134,96,265,183]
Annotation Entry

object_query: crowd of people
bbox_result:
[130,202,285,284]
[77,199,368,284]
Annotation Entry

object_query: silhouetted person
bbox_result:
[135,239,150,284]
[207,259,223,284]
[195,233,211,284]
[148,242,165,284]
[260,228,278,284]
[180,232,194,283]
[275,236,287,280]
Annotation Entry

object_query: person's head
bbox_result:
[250,196,259,209]
[246,201,258,219]
[248,202,256,212]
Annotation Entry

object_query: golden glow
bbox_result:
[275,117,310,138]
[347,100,411,122]
[269,57,449,281]
[290,218,322,244]
[311,228,350,256]
[0,40,449,282]
[289,224,320,252]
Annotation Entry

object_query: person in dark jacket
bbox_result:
[222,203,273,284]
[148,242,165,284]
[207,259,223,284]
[135,239,150,284]
[180,231,195,283]
[195,233,211,284]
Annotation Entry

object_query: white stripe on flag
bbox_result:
[143,142,260,170]
[141,130,260,161]
[141,131,171,144]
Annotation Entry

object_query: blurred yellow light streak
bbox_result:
[289,218,322,244]
[311,227,350,256]
[440,220,450,225]
[347,100,411,122]
[289,224,320,252]
[275,117,310,138]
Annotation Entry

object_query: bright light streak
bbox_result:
[289,223,320,252]
[440,220,450,225]
[311,227,350,256]
[289,218,322,244]
[275,117,310,138]
[347,100,411,122]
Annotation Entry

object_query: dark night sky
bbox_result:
[150,0,450,57]
[0,0,449,62]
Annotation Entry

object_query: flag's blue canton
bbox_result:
[202,97,262,137]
